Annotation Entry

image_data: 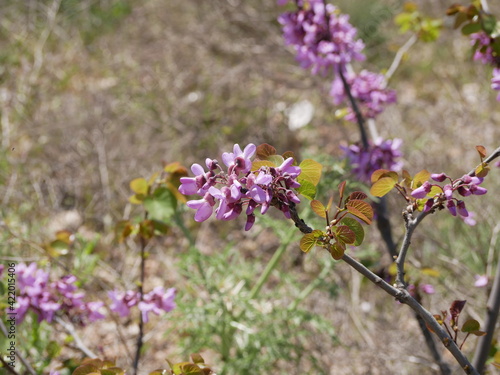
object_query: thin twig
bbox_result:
[0,319,37,375]
[342,253,479,375]
[395,210,432,288]
[338,68,369,149]
[55,317,97,358]
[384,34,418,85]
[472,258,500,373]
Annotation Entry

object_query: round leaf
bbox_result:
[298,159,323,186]
[461,319,480,333]
[335,225,356,245]
[130,177,148,195]
[340,217,365,246]
[370,177,397,197]
[311,200,326,218]
[300,232,319,253]
[346,199,374,225]
[297,180,316,200]
[329,242,345,260]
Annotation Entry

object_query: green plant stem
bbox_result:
[248,231,295,301]
[288,261,331,311]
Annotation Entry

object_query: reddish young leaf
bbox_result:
[348,191,368,201]
[450,300,466,322]
[346,200,374,225]
[335,225,356,245]
[475,163,490,178]
[476,145,487,159]
[256,143,277,159]
[338,181,346,199]
[329,242,345,260]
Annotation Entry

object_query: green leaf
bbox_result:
[251,160,276,171]
[370,169,397,183]
[346,200,373,225]
[300,231,322,253]
[461,319,480,333]
[370,177,397,197]
[73,365,101,375]
[329,242,345,260]
[412,170,430,186]
[297,180,317,200]
[298,159,323,186]
[143,187,177,222]
[475,163,490,177]
[179,363,203,375]
[130,177,148,195]
[311,200,327,218]
[191,353,205,365]
[335,225,356,245]
[340,217,365,246]
[481,14,497,35]
[461,22,482,35]
[268,154,285,167]
[101,369,125,375]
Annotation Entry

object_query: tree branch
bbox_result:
[342,253,479,375]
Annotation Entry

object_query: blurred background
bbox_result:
[1,0,500,374]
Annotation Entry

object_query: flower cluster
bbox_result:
[278,0,364,75]
[108,286,176,323]
[411,173,487,218]
[12,263,105,324]
[278,0,396,121]
[470,32,500,101]
[342,137,403,182]
[179,143,302,231]
[330,70,397,121]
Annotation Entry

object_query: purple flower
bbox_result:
[411,181,431,199]
[456,200,469,217]
[447,199,457,216]
[471,32,496,65]
[431,173,448,182]
[9,263,104,324]
[343,137,403,183]
[109,290,139,317]
[278,2,365,75]
[474,275,488,288]
[461,211,477,226]
[138,287,176,323]
[331,70,396,121]
[86,301,106,322]
[0,264,4,278]
[222,143,256,174]
[179,143,303,230]
[186,192,216,222]
[420,284,435,294]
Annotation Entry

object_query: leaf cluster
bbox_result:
[117,162,188,242]
[395,2,442,42]
[71,355,215,375]
[448,1,499,38]
[300,181,374,259]
[430,300,486,350]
